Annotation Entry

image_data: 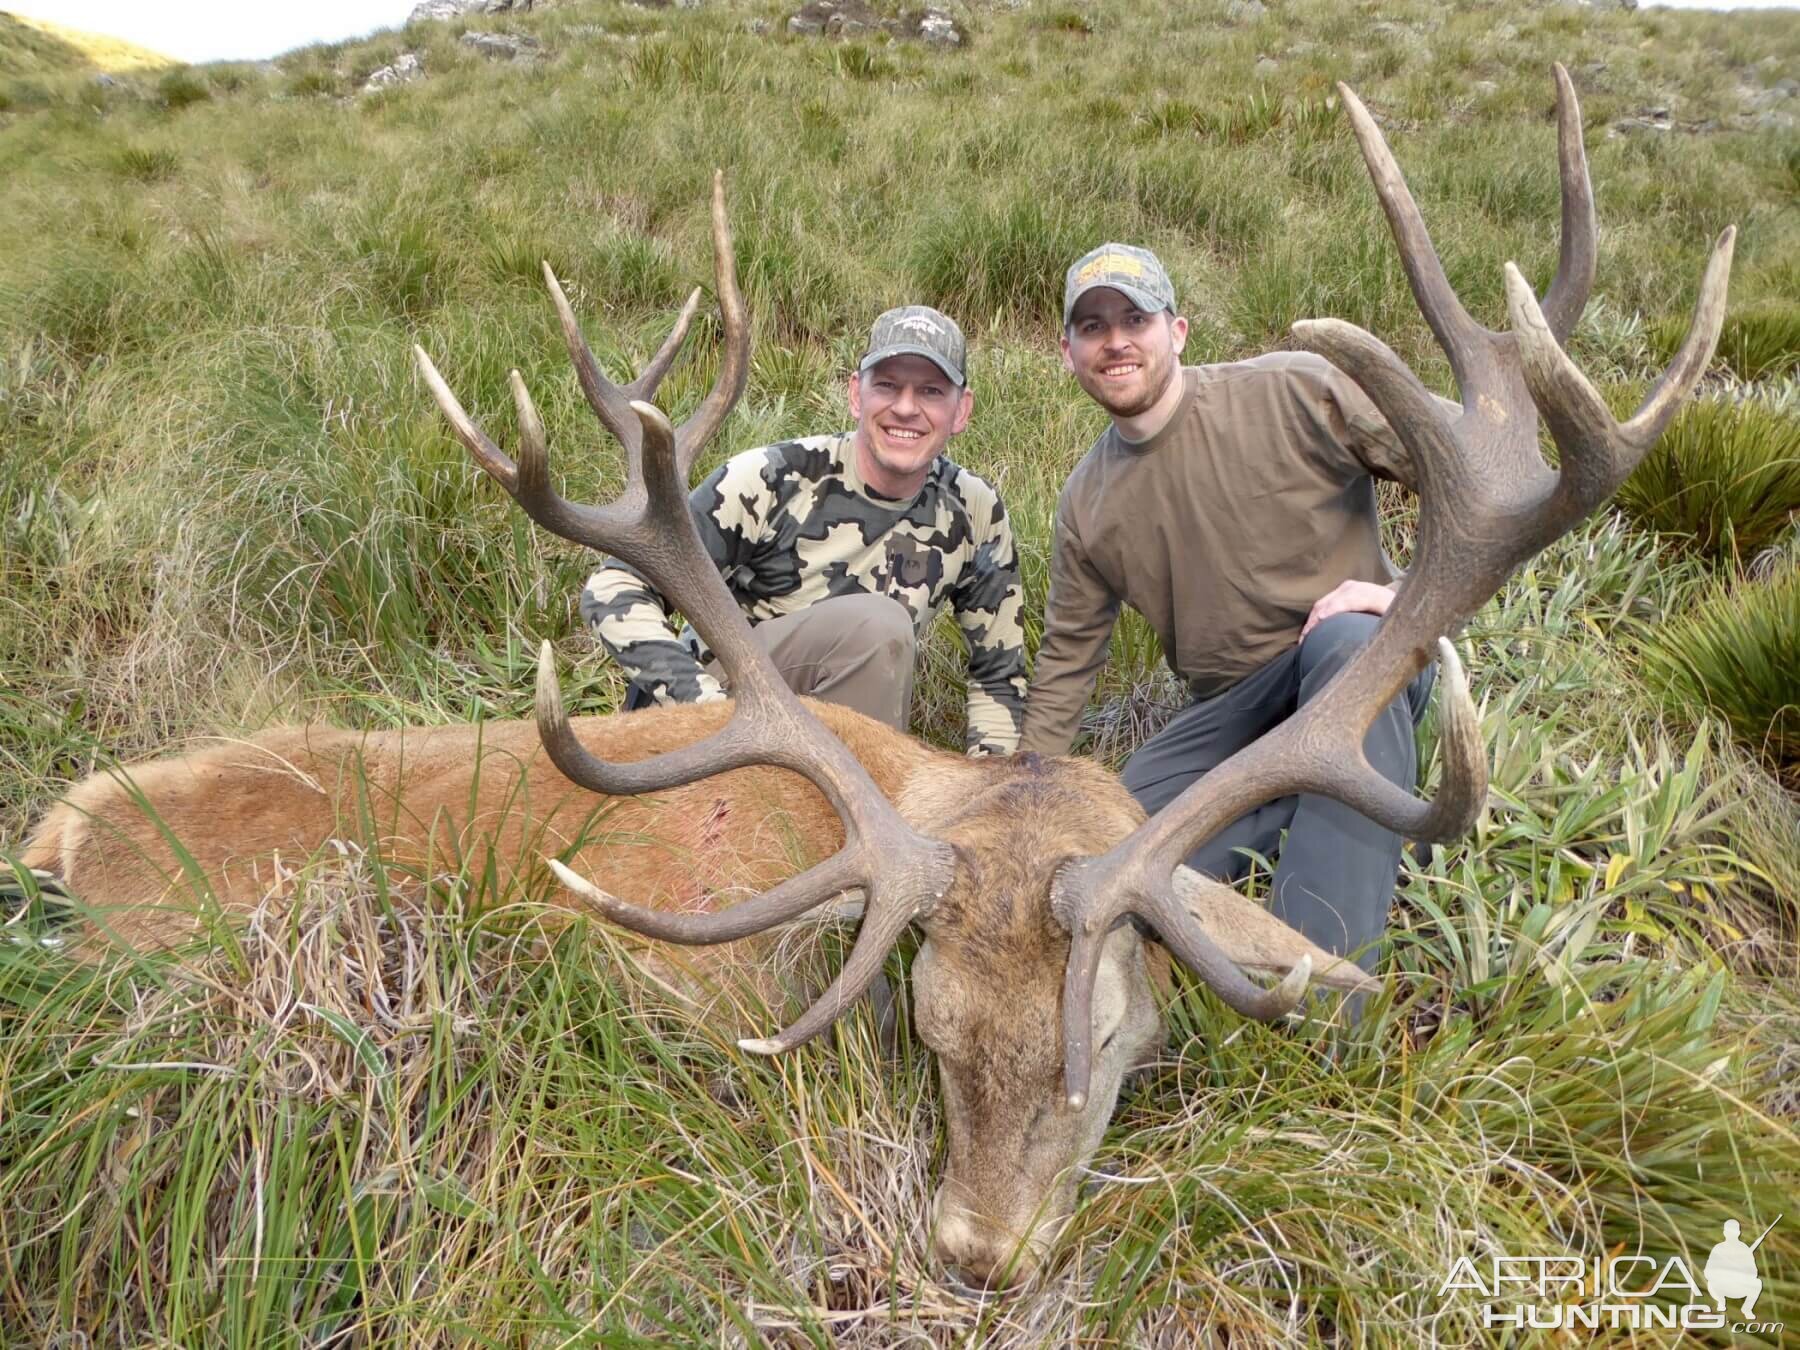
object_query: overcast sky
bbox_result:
[3,0,1795,64]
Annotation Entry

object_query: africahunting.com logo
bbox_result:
[1438,1215,1783,1334]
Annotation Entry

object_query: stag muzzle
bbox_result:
[930,1182,1066,1290]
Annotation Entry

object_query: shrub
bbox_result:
[1039,7,1096,35]
[113,146,180,183]
[1615,395,1800,560]
[157,68,210,110]
[732,203,845,345]
[1640,565,1800,774]
[286,68,340,98]
[911,192,1110,330]
[1132,144,1280,254]
[831,42,895,82]
[1656,299,1800,383]
[356,215,451,319]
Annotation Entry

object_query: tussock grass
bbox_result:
[156,67,211,111]
[1657,298,1800,383]
[1616,393,1800,561]
[1641,563,1800,775]
[3,0,1800,1340]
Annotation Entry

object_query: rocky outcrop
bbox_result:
[409,0,536,21]
[787,1,964,45]
[461,31,542,58]
[362,52,423,92]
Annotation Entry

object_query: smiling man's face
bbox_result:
[847,354,973,498]
[1060,288,1189,421]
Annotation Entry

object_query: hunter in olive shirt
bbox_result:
[1024,241,1439,981]
[1021,351,1415,756]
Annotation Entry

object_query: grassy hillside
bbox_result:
[0,10,173,76]
[3,0,1799,1343]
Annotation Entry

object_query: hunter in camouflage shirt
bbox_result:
[580,307,1027,756]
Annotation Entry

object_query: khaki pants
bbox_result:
[688,593,917,730]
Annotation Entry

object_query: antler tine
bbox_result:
[1539,63,1598,344]
[547,853,864,944]
[1514,228,1737,536]
[672,169,752,479]
[1336,82,1487,392]
[414,347,638,546]
[624,286,703,405]
[1050,66,1735,1109]
[543,262,642,460]
[414,346,520,493]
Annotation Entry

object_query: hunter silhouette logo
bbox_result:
[1705,1215,1778,1320]
[1438,1214,1783,1334]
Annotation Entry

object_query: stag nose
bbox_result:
[933,1204,1044,1291]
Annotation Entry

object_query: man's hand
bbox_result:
[1300,580,1395,640]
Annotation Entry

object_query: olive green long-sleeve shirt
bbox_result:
[1019,353,1418,758]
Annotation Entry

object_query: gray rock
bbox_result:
[1254,55,1279,78]
[917,7,961,44]
[746,16,771,33]
[1224,0,1266,21]
[362,52,424,92]
[1606,106,1671,137]
[790,0,874,36]
[1490,22,1518,43]
[460,30,542,58]
[91,73,119,88]
[410,0,480,18]
[410,0,534,19]
[788,0,965,46]
[1473,79,1498,97]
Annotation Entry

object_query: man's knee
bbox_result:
[1297,611,1380,682]
[827,593,916,662]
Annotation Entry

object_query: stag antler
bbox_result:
[1050,65,1735,1109]
[414,172,957,1054]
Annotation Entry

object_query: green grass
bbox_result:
[3,0,1800,1342]
[1641,563,1800,775]
[1656,298,1800,383]
[1616,393,1800,561]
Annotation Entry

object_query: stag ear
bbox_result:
[1172,867,1375,995]
[915,844,980,932]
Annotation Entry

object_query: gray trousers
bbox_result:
[1121,612,1434,973]
[710,593,918,730]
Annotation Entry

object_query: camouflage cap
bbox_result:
[859,305,968,386]
[1062,243,1177,326]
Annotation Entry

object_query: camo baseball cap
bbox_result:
[1063,243,1177,326]
[859,305,968,386]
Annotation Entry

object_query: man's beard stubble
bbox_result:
[1086,352,1177,420]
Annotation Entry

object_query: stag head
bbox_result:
[417,65,1732,1287]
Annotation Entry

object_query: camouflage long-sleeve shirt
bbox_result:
[580,431,1027,755]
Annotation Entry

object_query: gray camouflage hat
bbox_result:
[1062,243,1177,326]
[859,305,968,386]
